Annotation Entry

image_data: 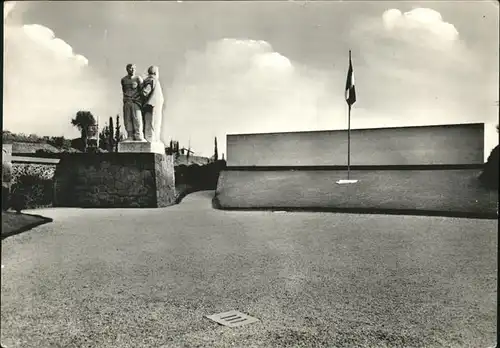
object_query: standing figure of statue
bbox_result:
[141,65,164,143]
[121,64,145,141]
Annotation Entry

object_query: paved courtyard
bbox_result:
[1,191,497,348]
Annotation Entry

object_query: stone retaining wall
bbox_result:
[54,153,176,208]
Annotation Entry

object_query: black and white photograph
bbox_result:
[1,1,498,347]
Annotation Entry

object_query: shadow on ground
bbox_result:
[1,211,53,240]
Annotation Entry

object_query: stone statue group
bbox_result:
[121,64,164,143]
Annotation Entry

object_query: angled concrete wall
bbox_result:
[214,169,498,219]
[226,123,484,166]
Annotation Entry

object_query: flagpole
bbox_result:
[337,49,358,185]
[347,103,351,180]
[347,49,352,181]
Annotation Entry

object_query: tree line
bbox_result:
[5,110,223,161]
[2,131,73,149]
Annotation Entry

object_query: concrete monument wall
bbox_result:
[54,153,176,208]
[226,123,485,166]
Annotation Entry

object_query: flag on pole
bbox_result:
[336,50,359,185]
[345,50,356,106]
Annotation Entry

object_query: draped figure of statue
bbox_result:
[141,65,164,143]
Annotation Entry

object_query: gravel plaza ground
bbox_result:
[1,191,497,348]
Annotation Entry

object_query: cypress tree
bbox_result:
[115,114,121,152]
[214,137,218,161]
[109,116,114,152]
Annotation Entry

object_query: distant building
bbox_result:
[179,147,195,156]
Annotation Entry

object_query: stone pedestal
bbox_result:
[118,140,165,154]
[54,153,176,208]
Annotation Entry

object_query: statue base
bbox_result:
[53,153,176,208]
[118,140,165,154]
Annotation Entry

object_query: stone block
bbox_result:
[54,153,176,208]
[118,141,165,155]
[154,154,176,207]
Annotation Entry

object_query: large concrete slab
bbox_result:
[226,123,484,166]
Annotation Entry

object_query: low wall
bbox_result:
[226,123,484,166]
[175,154,210,166]
[11,156,60,164]
[54,153,176,208]
[7,157,59,186]
[11,162,56,182]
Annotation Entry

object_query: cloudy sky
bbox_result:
[3,0,499,157]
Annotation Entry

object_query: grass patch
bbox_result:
[215,169,498,218]
[1,211,53,239]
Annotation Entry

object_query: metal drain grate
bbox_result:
[206,310,260,327]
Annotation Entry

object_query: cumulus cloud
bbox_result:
[382,8,459,43]
[22,24,89,67]
[163,38,347,156]
[350,7,493,118]
[378,8,464,57]
[3,2,112,137]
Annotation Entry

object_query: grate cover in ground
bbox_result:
[206,310,260,327]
